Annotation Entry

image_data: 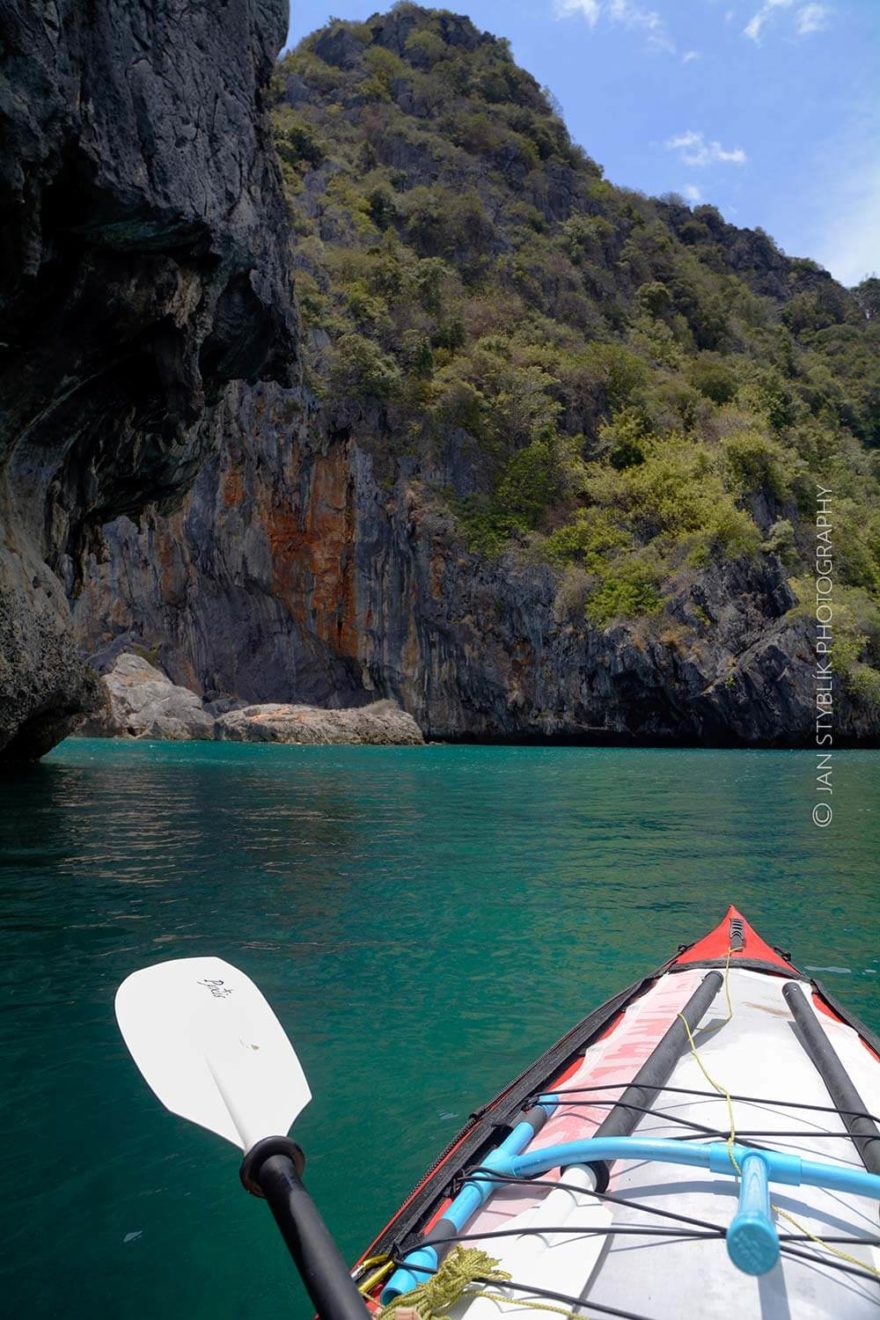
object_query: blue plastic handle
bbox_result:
[384,1131,880,1302]
[727,1152,780,1276]
[381,1109,556,1304]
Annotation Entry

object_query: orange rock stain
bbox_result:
[222,470,245,508]
[264,443,360,661]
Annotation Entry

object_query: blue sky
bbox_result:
[284,1,879,287]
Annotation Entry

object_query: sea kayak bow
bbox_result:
[355,906,880,1317]
[117,907,880,1318]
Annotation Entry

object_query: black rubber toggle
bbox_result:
[239,1136,306,1197]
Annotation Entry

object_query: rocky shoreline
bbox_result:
[79,654,423,746]
[68,395,877,749]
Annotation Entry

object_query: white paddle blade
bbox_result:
[115,956,311,1152]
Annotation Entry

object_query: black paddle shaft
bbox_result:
[256,1153,368,1319]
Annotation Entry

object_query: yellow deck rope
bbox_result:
[375,1244,594,1319]
[677,946,740,1172]
[377,1246,510,1317]
[773,1204,880,1278]
[463,1294,594,1318]
[678,947,880,1280]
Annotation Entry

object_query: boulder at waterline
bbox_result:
[213,701,424,746]
[81,654,215,742]
[79,653,425,745]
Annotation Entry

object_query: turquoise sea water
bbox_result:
[1,739,878,1318]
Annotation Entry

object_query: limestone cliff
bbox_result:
[71,383,872,746]
[9,5,880,750]
[66,8,880,747]
[0,0,296,757]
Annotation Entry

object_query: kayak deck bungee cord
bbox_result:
[116,906,880,1318]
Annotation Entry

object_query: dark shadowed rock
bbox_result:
[0,552,103,759]
[0,0,297,758]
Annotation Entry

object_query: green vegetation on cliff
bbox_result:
[272,4,880,691]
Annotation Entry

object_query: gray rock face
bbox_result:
[71,384,874,747]
[0,0,296,758]
[72,384,373,710]
[82,653,214,741]
[214,701,424,745]
[0,552,103,760]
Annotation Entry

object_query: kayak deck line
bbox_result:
[443,1167,880,1247]
[384,1133,880,1300]
[536,1080,880,1126]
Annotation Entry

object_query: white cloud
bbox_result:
[682,49,702,63]
[744,0,831,41]
[683,184,703,203]
[555,0,675,51]
[666,130,748,167]
[744,0,794,42]
[608,0,663,33]
[796,3,831,35]
[556,0,601,23]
